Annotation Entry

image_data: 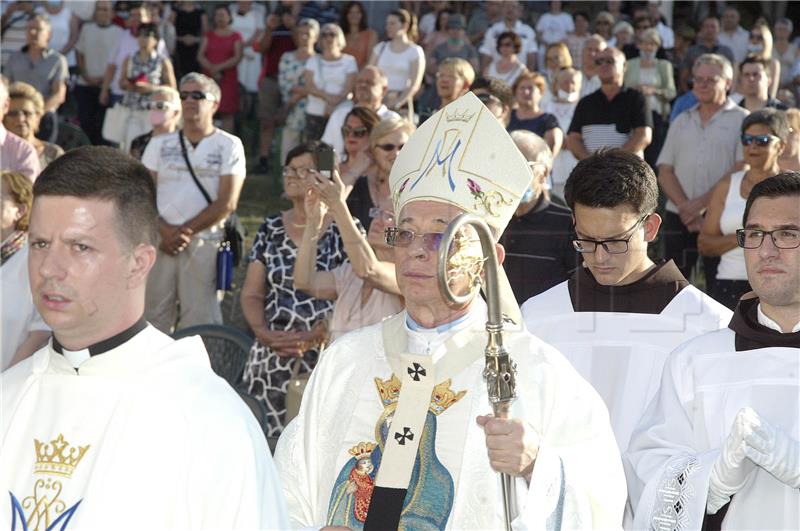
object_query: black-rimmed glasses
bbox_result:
[572,215,649,254]
[736,228,800,249]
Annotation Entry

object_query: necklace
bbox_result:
[286,211,306,228]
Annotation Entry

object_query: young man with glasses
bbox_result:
[522,150,730,488]
[627,172,800,530]
[141,72,246,333]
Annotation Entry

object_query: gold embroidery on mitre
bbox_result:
[349,442,377,459]
[34,434,90,478]
[444,108,475,124]
[373,375,466,416]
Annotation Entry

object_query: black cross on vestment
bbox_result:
[407,363,426,381]
[394,427,414,445]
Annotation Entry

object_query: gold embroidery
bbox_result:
[21,478,67,531]
[373,375,466,416]
[34,434,90,478]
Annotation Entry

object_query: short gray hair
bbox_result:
[179,72,221,101]
[510,130,553,174]
[693,53,734,81]
[613,21,634,36]
[297,18,320,38]
[29,13,51,29]
[639,28,662,47]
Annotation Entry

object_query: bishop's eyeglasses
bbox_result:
[736,228,800,249]
[572,214,649,254]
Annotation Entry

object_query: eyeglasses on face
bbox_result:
[179,91,217,101]
[282,166,314,179]
[376,143,404,152]
[693,75,723,86]
[594,57,617,66]
[342,125,368,138]
[741,133,778,147]
[572,215,649,254]
[368,207,395,223]
[385,227,445,251]
[736,228,800,249]
[6,109,36,119]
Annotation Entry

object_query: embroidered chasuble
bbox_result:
[0,325,288,530]
[626,298,800,530]
[274,300,626,529]
[522,261,732,455]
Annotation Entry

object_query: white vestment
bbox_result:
[0,325,288,530]
[274,301,626,530]
[625,326,800,530]
[522,278,731,454]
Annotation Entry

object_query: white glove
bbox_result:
[707,407,759,514]
[743,412,800,489]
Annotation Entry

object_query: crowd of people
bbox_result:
[1,1,799,530]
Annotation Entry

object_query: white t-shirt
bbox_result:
[480,20,538,61]
[321,103,400,158]
[535,12,574,45]
[75,22,123,85]
[372,42,426,92]
[304,54,358,116]
[141,129,246,237]
[1,246,49,370]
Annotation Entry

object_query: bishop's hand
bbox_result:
[476,414,539,484]
[707,407,759,514]
[743,410,800,489]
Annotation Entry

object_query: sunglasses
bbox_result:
[147,100,176,110]
[385,227,444,251]
[342,125,368,138]
[594,57,617,66]
[179,91,217,101]
[741,133,778,147]
[376,143,404,152]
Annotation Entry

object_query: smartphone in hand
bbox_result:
[316,144,335,179]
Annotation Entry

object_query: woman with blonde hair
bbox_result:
[1,171,50,370]
[4,82,63,169]
[303,22,358,141]
[346,117,415,231]
[543,42,573,88]
[747,22,781,98]
[369,9,424,121]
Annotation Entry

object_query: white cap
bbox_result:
[389,92,533,234]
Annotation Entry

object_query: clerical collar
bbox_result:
[568,259,689,314]
[53,317,148,362]
[729,298,800,351]
[405,307,478,357]
[406,311,472,333]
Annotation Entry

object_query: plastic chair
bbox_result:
[172,324,270,439]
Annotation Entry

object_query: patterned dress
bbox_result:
[121,50,167,110]
[242,214,350,436]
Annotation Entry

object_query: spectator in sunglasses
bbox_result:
[128,86,182,160]
[346,117,415,231]
[320,65,400,161]
[698,109,789,309]
[337,106,380,191]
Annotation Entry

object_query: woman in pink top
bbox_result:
[198,4,243,132]
[295,169,402,341]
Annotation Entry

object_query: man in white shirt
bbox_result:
[480,0,537,71]
[141,73,246,333]
[74,1,121,145]
[321,65,400,159]
[627,172,800,530]
[718,6,750,65]
[0,145,288,530]
[274,91,625,530]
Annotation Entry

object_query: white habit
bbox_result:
[0,324,288,530]
[626,298,800,530]
[522,262,732,454]
[274,301,626,529]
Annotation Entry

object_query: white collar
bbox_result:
[404,299,486,356]
[757,303,800,333]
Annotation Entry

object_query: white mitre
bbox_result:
[389,91,533,234]
[389,92,532,325]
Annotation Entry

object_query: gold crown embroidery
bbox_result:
[445,108,475,123]
[374,375,466,415]
[348,442,377,459]
[34,434,90,478]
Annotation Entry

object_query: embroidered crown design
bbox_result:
[349,442,377,459]
[34,434,90,478]
[374,375,466,415]
[444,108,475,123]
